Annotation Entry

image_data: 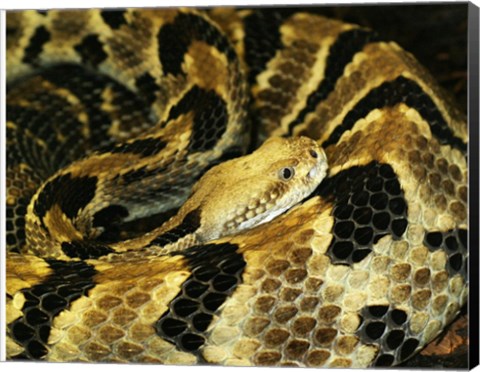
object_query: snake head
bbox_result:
[184,136,328,241]
[263,136,328,190]
[233,136,329,228]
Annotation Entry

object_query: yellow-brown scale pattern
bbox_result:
[6,7,468,368]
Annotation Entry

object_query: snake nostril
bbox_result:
[309,149,318,158]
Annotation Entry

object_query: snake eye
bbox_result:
[279,167,295,181]
[309,149,318,158]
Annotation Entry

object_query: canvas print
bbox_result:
[4,2,476,369]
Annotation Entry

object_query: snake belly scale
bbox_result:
[5,7,468,367]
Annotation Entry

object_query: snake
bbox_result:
[5,7,468,367]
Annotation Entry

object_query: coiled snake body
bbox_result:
[6,7,468,367]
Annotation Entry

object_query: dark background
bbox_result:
[315,3,468,114]
[252,3,469,113]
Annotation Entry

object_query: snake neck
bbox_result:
[139,209,205,253]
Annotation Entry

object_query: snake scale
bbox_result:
[5,7,468,367]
